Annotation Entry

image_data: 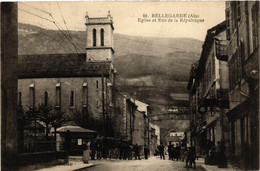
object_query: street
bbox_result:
[85,156,206,171]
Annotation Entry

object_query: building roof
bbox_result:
[197,21,226,79]
[18,53,112,78]
[85,11,114,30]
[134,100,149,116]
[56,125,97,133]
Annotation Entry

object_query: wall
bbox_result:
[150,123,160,145]
[18,77,108,122]
[114,93,127,139]
[86,49,113,62]
[132,110,145,147]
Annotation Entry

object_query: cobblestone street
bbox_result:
[85,156,206,171]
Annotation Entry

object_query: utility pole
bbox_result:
[148,107,150,155]
[1,2,18,170]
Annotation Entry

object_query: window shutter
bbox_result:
[226,8,231,40]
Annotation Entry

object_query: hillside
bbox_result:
[18,23,202,131]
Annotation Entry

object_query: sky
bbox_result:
[18,1,226,41]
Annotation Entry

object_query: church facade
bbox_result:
[18,12,116,136]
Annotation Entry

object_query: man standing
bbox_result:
[144,144,149,159]
[134,143,141,160]
[168,142,172,160]
[176,144,181,161]
[96,141,102,159]
[159,142,165,160]
[90,141,96,160]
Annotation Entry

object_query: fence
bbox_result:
[23,140,57,153]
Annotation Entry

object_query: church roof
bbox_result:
[18,53,112,78]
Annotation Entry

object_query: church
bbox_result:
[18,11,116,136]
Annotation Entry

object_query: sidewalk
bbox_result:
[35,156,94,171]
[196,158,237,171]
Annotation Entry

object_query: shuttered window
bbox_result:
[226,8,231,40]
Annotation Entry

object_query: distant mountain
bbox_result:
[18,23,202,131]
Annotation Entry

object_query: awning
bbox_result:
[56,125,97,134]
[226,100,249,122]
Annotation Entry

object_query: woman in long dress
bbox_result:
[83,141,90,164]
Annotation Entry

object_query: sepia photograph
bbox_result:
[1,1,259,171]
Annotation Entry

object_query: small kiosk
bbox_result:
[56,125,97,155]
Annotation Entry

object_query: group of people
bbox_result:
[81,141,149,164]
[156,142,197,169]
[168,142,181,161]
[132,143,149,160]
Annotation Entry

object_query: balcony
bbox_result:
[215,39,229,61]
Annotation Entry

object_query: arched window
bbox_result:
[93,29,96,46]
[44,91,48,107]
[70,90,74,107]
[100,28,104,46]
[83,83,88,107]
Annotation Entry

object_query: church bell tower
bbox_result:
[85,11,114,62]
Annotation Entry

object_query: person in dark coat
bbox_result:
[90,141,96,160]
[176,144,181,161]
[172,144,176,161]
[128,145,133,160]
[134,143,140,160]
[189,146,196,168]
[159,143,165,160]
[144,144,149,159]
[185,147,196,168]
[209,143,217,165]
[217,141,227,168]
[168,142,172,160]
[185,147,190,168]
[96,141,102,159]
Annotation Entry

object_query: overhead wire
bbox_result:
[20,3,195,54]
[19,4,118,120]
[19,2,52,16]
[56,2,85,53]
[18,8,55,23]
[18,7,81,54]
[47,2,82,54]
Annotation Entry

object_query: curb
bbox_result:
[73,163,95,171]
